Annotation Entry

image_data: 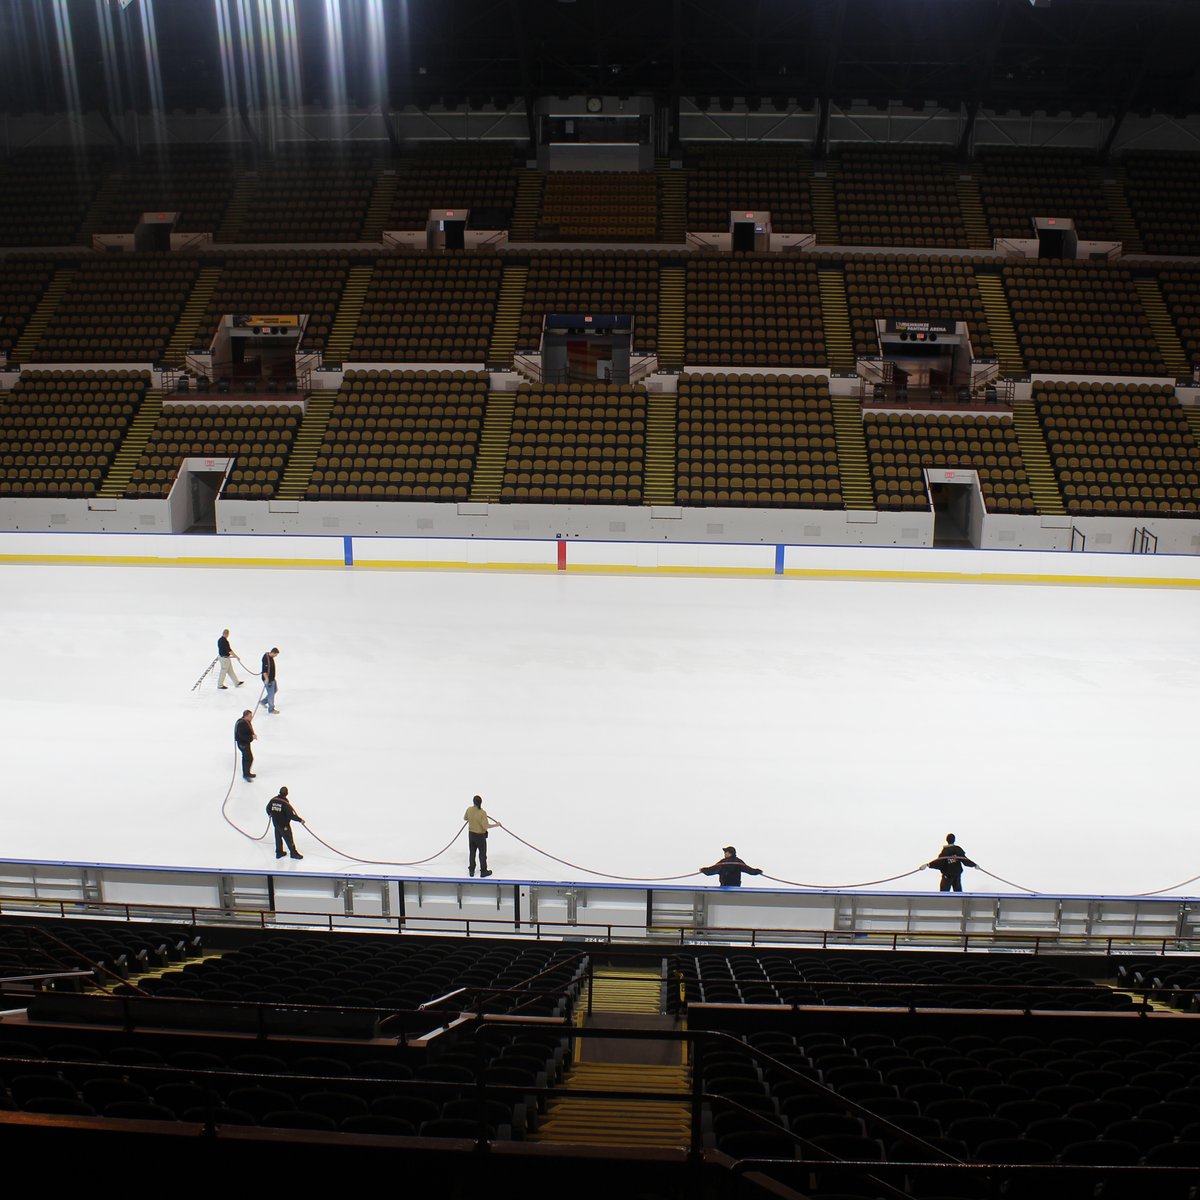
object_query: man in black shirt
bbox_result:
[266,786,304,860]
[216,629,244,689]
[260,647,280,714]
[926,834,976,892]
[700,846,763,887]
[234,710,256,781]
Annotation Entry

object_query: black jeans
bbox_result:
[468,831,488,874]
[238,742,254,778]
[939,873,963,893]
[273,822,297,856]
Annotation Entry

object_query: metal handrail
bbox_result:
[1,896,1198,955]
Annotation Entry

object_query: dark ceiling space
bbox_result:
[0,0,1197,120]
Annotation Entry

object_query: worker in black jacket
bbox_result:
[925,833,976,892]
[260,647,280,714]
[700,846,763,887]
[266,786,304,860]
[234,710,256,781]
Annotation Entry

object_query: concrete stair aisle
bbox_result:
[1011,403,1065,515]
[643,393,677,506]
[656,265,686,372]
[974,270,1026,377]
[486,264,529,369]
[1134,276,1190,380]
[509,170,544,242]
[1101,170,1145,254]
[11,267,76,365]
[276,390,338,501]
[360,168,399,242]
[529,1064,692,1148]
[954,170,993,250]
[817,268,856,373]
[531,967,690,1149]
[322,264,374,369]
[97,390,163,499]
[587,966,665,1015]
[832,397,875,511]
[77,171,126,243]
[215,172,258,243]
[468,393,516,502]
[809,169,840,245]
[163,266,224,369]
[655,157,687,244]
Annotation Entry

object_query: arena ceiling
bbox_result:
[0,0,1198,122]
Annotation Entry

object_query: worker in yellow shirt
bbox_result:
[464,794,500,878]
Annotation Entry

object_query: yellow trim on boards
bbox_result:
[1,552,1199,589]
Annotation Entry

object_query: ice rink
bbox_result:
[2,558,1198,897]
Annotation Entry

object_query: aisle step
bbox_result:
[1011,402,1065,516]
[323,264,374,368]
[832,397,875,511]
[487,264,529,369]
[656,157,687,244]
[11,267,76,364]
[1134,276,1190,380]
[530,1062,690,1148]
[810,172,840,245]
[276,389,338,501]
[975,271,1026,377]
[954,171,993,250]
[1101,171,1145,255]
[656,265,686,372]
[509,170,544,243]
[98,390,163,498]
[468,393,516,502]
[817,268,856,373]
[360,168,399,242]
[216,172,258,243]
[643,392,677,506]
[163,266,224,368]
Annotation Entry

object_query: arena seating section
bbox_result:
[1123,151,1200,256]
[307,370,487,501]
[0,256,58,358]
[535,171,659,242]
[1002,261,1166,375]
[684,145,814,233]
[976,148,1117,244]
[349,252,502,362]
[125,401,300,500]
[864,412,1036,513]
[499,383,646,503]
[235,147,377,243]
[0,370,148,497]
[0,148,109,246]
[89,146,246,238]
[676,373,841,507]
[831,149,969,249]
[4,914,1200,1193]
[30,256,199,363]
[516,251,661,354]
[386,144,518,231]
[842,253,997,359]
[1034,382,1200,516]
[2,145,1200,526]
[193,252,355,357]
[686,256,825,366]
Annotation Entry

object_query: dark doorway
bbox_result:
[188,471,224,533]
[732,220,755,252]
[931,481,975,548]
[444,219,466,250]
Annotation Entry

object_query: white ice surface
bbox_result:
[1,562,1197,896]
